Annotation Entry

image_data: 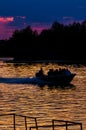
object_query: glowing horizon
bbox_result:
[0,16,52,40]
[0,0,86,40]
[0,15,85,40]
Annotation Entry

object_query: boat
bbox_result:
[35,68,76,86]
[0,68,76,86]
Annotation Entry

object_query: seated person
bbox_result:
[36,68,44,76]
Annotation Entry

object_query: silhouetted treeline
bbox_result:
[0,20,86,63]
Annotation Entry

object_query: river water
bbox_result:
[0,62,85,130]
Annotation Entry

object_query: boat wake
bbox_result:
[0,77,45,84]
[0,77,76,89]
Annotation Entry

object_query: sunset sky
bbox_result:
[0,0,86,39]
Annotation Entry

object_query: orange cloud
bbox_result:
[0,16,15,39]
[0,17,14,23]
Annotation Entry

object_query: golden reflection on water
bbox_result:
[0,62,85,129]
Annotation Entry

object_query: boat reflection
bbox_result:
[36,82,76,90]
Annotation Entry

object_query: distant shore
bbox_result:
[4,58,86,65]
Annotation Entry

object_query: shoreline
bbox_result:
[5,59,86,65]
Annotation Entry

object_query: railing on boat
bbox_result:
[30,119,82,130]
[0,113,82,130]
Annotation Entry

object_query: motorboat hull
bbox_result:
[36,73,76,85]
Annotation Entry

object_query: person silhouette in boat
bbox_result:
[36,68,44,77]
[48,69,54,76]
[65,68,71,75]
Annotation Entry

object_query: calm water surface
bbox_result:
[0,62,86,129]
